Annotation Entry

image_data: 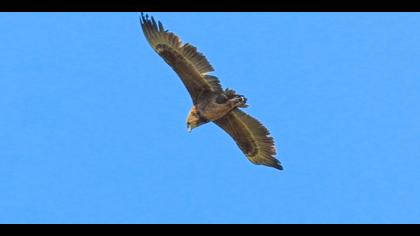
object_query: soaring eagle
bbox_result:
[140,13,283,170]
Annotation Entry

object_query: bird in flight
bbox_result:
[140,13,283,170]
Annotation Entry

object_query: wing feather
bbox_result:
[140,13,221,103]
[214,109,282,170]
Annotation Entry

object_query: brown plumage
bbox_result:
[140,13,283,170]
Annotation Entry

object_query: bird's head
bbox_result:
[186,106,208,133]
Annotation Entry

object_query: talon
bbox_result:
[229,96,248,108]
[239,103,249,108]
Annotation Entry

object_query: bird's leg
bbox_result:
[228,95,248,108]
[224,88,248,108]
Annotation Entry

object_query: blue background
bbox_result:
[0,12,419,223]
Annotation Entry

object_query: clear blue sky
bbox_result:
[0,12,419,223]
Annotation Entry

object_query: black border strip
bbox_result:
[2,0,420,12]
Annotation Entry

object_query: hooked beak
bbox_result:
[187,124,192,133]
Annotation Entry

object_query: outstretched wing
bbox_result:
[214,109,282,170]
[140,13,223,103]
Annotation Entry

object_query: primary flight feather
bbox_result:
[140,13,283,170]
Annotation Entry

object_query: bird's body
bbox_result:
[140,13,283,170]
[195,91,247,122]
